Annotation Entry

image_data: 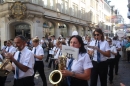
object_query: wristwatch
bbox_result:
[72,71,76,77]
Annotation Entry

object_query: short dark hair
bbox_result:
[4,41,7,46]
[93,29,104,41]
[68,35,86,54]
[15,35,27,42]
[7,40,13,44]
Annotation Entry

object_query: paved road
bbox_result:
[5,50,130,86]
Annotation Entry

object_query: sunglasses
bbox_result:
[94,34,99,36]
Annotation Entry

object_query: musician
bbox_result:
[0,40,16,86]
[1,41,7,50]
[113,36,121,75]
[0,54,6,86]
[88,29,110,86]
[32,38,47,86]
[48,40,62,70]
[60,35,93,86]
[51,35,57,46]
[6,35,35,86]
[5,40,16,54]
[107,38,117,84]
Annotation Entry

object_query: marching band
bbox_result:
[0,28,128,86]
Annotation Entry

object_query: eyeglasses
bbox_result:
[94,34,99,36]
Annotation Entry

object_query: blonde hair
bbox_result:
[32,38,39,43]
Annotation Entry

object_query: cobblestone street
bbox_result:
[5,50,130,86]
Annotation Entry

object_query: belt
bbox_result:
[92,60,107,63]
[15,76,33,80]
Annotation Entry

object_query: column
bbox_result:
[0,17,8,47]
[54,22,60,38]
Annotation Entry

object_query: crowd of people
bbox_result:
[0,28,129,86]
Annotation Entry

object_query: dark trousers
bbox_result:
[90,61,108,86]
[59,77,88,86]
[48,56,56,69]
[14,76,34,86]
[0,76,7,86]
[45,49,51,62]
[107,59,115,82]
[34,61,47,86]
[122,46,127,60]
[115,52,121,75]
[127,51,130,62]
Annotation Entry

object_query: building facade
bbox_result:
[0,0,112,46]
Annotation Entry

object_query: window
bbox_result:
[72,4,75,16]
[71,3,78,17]
[65,1,68,13]
[61,0,64,12]
[32,0,38,4]
[0,0,3,3]
[90,0,94,7]
[50,0,54,9]
[81,0,85,3]
[44,0,48,7]
[75,5,78,17]
[81,8,85,19]
[60,0,68,14]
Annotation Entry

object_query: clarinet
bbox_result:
[95,40,97,46]
[91,39,97,58]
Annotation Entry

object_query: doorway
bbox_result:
[15,23,31,39]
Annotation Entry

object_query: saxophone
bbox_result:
[0,51,13,76]
[0,58,13,76]
[49,55,67,86]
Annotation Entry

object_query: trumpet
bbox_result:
[49,55,67,86]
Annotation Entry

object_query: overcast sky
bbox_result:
[110,0,129,24]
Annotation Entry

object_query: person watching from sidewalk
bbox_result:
[125,36,130,63]
[121,37,127,60]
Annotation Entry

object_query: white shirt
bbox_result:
[67,53,93,74]
[52,40,57,46]
[6,45,16,54]
[0,54,3,61]
[113,40,122,54]
[89,40,110,61]
[40,39,44,43]
[32,45,44,61]
[108,45,117,59]
[12,47,34,79]
[113,40,121,49]
[1,45,7,50]
[52,47,61,59]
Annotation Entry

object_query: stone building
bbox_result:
[0,0,112,46]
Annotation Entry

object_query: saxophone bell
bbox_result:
[49,55,67,86]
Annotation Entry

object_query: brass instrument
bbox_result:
[49,55,67,86]
[0,59,13,76]
[0,58,13,76]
